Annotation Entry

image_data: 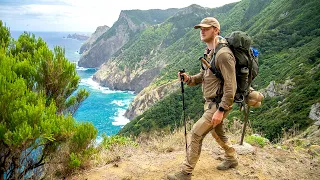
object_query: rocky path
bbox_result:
[69,138,319,180]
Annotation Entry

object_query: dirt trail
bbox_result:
[69,140,319,180]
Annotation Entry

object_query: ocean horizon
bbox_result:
[10,30,135,139]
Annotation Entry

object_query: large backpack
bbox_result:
[206,31,259,103]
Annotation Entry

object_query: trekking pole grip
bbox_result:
[199,57,211,69]
[179,69,185,81]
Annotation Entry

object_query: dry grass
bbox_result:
[87,118,250,169]
[92,144,138,166]
[48,118,320,180]
[44,143,72,178]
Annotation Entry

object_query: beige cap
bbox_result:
[194,17,220,30]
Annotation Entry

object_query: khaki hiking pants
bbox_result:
[182,102,237,173]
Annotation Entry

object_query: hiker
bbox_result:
[167,17,238,180]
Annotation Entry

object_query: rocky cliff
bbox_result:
[79,25,109,54]
[78,11,145,68]
[93,60,162,93]
[78,9,179,68]
[124,81,180,120]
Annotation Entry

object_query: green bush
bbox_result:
[245,135,269,147]
[71,122,98,152]
[100,135,138,150]
[68,153,81,169]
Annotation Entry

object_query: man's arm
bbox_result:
[211,51,236,126]
[216,51,237,111]
[186,69,204,86]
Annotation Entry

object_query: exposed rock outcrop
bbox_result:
[309,103,320,125]
[79,25,110,54]
[260,79,294,97]
[124,81,180,120]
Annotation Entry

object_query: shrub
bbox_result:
[68,153,81,169]
[245,135,269,147]
[100,135,138,150]
[71,122,98,152]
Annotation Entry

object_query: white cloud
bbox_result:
[0,0,240,32]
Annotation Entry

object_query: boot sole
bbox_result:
[216,162,238,170]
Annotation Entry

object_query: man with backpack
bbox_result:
[167,17,238,180]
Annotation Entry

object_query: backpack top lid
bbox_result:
[225,31,252,50]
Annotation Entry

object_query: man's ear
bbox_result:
[214,27,220,36]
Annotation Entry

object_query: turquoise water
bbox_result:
[11,31,135,137]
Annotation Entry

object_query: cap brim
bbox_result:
[194,24,212,29]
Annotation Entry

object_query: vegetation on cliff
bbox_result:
[116,0,320,141]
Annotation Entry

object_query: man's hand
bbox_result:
[211,110,224,127]
[177,72,189,82]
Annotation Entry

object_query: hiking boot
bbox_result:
[167,171,191,180]
[216,159,238,170]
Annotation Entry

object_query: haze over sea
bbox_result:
[11,31,135,139]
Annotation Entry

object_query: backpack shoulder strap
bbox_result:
[209,43,228,80]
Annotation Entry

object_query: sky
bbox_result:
[0,0,240,33]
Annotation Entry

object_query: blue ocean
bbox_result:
[11,31,135,139]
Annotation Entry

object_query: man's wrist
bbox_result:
[218,106,225,112]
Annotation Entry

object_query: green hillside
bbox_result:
[116,0,320,141]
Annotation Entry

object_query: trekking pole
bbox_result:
[240,102,250,145]
[179,69,188,155]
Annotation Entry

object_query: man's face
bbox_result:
[200,27,216,42]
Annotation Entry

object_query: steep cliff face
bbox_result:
[93,61,162,93]
[78,12,144,68]
[79,25,109,54]
[124,81,180,120]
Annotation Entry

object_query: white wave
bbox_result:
[127,91,135,95]
[100,87,133,94]
[112,109,130,126]
[111,100,126,107]
[76,66,93,71]
[80,76,126,94]
[80,76,101,88]
[78,75,136,96]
